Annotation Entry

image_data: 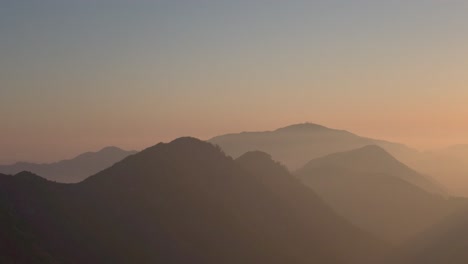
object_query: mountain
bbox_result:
[235,151,387,260]
[0,146,137,183]
[299,145,445,195]
[209,123,468,197]
[296,145,454,243]
[397,199,468,264]
[0,138,387,264]
[0,172,58,264]
[439,144,468,157]
[209,122,418,170]
[407,145,468,196]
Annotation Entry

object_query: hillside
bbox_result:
[0,147,137,183]
[209,123,417,170]
[0,138,387,264]
[296,146,454,243]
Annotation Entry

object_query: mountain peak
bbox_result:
[170,136,208,146]
[14,171,47,182]
[84,137,229,185]
[350,145,390,156]
[299,144,446,196]
[236,151,289,175]
[99,146,126,152]
[275,123,330,132]
[15,171,39,177]
[302,144,400,171]
[140,137,218,156]
[237,151,273,162]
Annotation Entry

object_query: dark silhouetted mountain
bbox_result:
[296,145,455,243]
[209,122,418,170]
[0,172,58,264]
[0,146,137,183]
[0,138,387,264]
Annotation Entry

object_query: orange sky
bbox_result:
[1,1,468,163]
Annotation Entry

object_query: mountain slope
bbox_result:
[409,145,468,196]
[209,122,417,170]
[397,199,468,264]
[0,147,137,183]
[0,138,387,264]
[209,122,468,198]
[235,151,388,261]
[296,145,453,243]
[0,172,59,264]
[299,145,445,195]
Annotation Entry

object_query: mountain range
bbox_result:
[0,147,137,183]
[210,122,468,197]
[209,122,417,170]
[0,138,387,264]
[410,145,468,196]
[296,145,460,243]
[3,123,468,263]
[4,122,468,197]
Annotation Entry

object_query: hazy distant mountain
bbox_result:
[0,138,387,264]
[299,145,445,195]
[296,145,453,243]
[0,146,137,183]
[405,145,468,196]
[209,122,468,197]
[209,122,417,170]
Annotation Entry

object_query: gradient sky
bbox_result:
[2,0,468,164]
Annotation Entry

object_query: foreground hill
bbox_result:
[209,123,417,170]
[0,147,137,183]
[0,138,386,264]
[296,145,454,243]
[0,172,58,264]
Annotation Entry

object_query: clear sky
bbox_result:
[1,0,468,164]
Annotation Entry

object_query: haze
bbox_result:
[5,2,468,264]
[2,0,468,164]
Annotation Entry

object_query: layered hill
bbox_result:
[209,123,417,170]
[0,138,387,264]
[409,145,468,196]
[209,123,468,198]
[0,147,137,183]
[296,145,454,243]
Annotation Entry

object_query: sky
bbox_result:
[1,0,468,164]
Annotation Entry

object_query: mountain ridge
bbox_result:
[209,122,419,170]
[0,137,388,264]
[296,145,455,243]
[0,146,137,183]
[299,144,445,195]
